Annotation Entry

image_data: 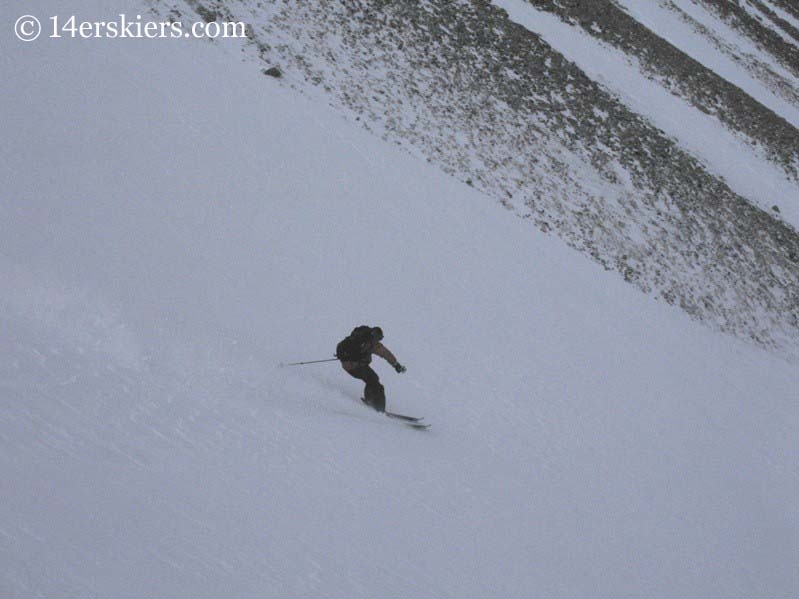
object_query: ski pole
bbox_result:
[279,357,339,367]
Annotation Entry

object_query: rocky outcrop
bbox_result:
[148,0,799,356]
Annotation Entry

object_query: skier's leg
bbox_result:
[364,371,386,412]
[348,365,385,412]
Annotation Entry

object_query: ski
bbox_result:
[404,422,431,430]
[393,418,430,429]
[360,399,429,428]
[386,412,429,429]
[385,411,424,423]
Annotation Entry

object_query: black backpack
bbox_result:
[336,325,373,361]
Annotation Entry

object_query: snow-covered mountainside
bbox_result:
[147,0,799,356]
[3,0,799,597]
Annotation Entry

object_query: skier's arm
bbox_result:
[373,343,407,373]
[373,342,399,367]
[372,342,398,366]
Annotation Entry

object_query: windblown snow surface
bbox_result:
[2,0,799,597]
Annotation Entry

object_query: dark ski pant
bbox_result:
[345,365,385,412]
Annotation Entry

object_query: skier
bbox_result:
[336,326,406,413]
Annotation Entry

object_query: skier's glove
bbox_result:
[394,363,407,373]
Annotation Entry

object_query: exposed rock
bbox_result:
[146,0,799,356]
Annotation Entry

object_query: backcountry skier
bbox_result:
[336,326,406,412]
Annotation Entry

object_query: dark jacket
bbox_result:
[340,340,399,372]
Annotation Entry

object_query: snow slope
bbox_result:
[2,1,799,597]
